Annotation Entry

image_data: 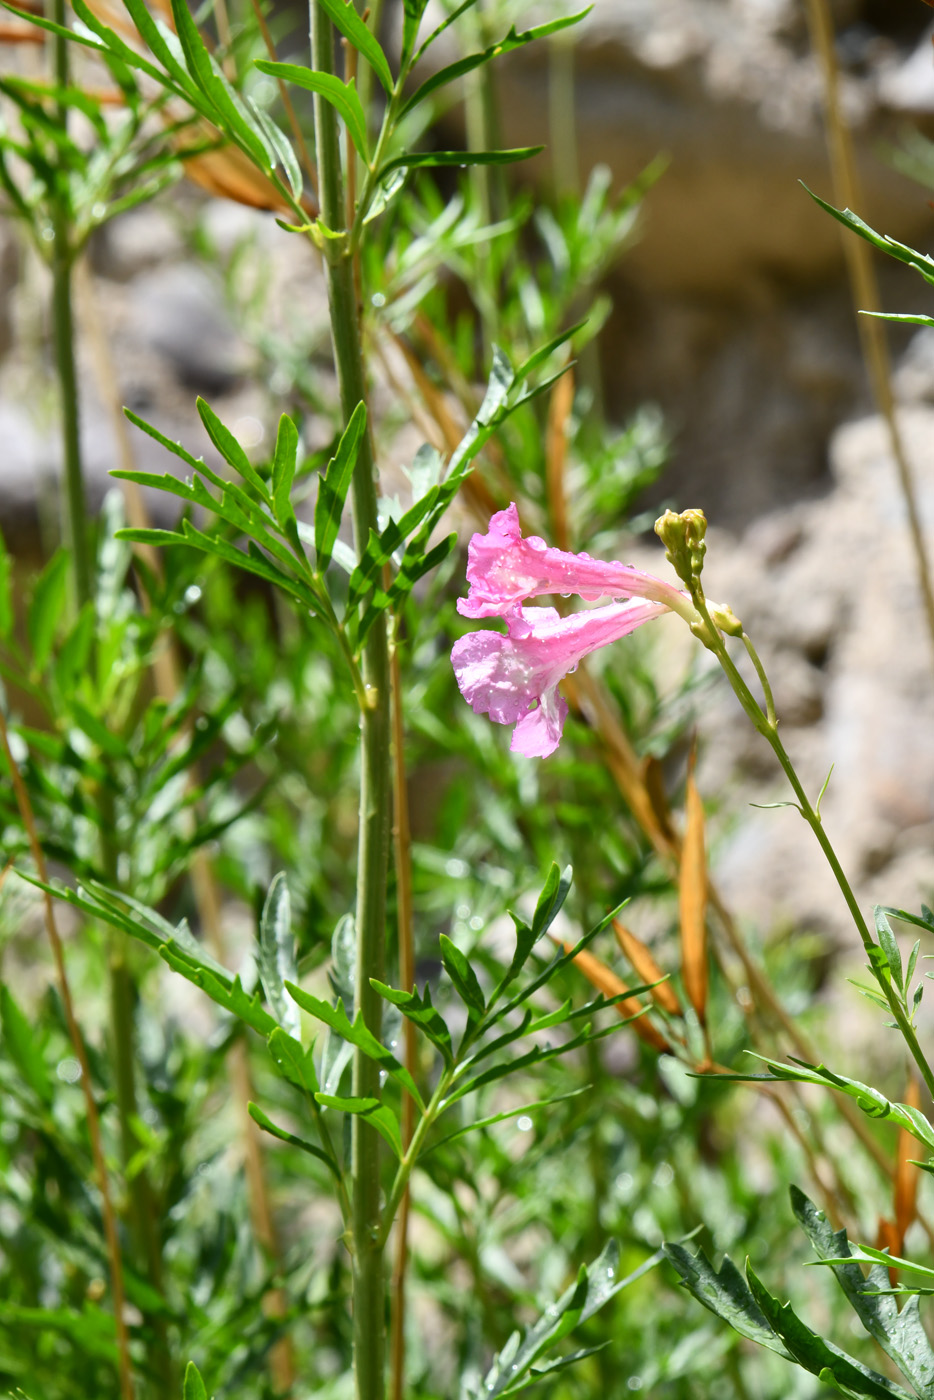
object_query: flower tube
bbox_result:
[457,502,691,622]
[452,599,669,758]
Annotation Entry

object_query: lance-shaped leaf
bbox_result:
[314,402,367,572]
[248,1102,341,1178]
[805,185,934,288]
[664,1243,792,1357]
[1,985,53,1106]
[196,398,271,501]
[489,864,573,1007]
[183,1361,209,1400]
[745,1264,913,1400]
[271,413,300,531]
[258,873,300,1038]
[370,979,453,1065]
[18,875,278,1037]
[314,1093,402,1157]
[255,62,369,160]
[439,933,485,1014]
[28,551,68,674]
[399,9,591,119]
[791,1186,934,1396]
[727,1055,934,1154]
[314,0,393,94]
[468,1240,662,1399]
[285,982,425,1110]
[378,146,543,180]
[266,1026,319,1095]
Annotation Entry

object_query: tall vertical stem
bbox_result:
[49,0,91,609]
[309,6,391,1399]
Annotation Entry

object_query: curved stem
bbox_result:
[692,591,934,1102]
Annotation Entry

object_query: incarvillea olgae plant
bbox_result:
[2,0,934,1396]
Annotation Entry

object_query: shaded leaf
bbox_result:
[1,985,53,1105]
[183,1361,208,1400]
[258,873,300,1037]
[27,550,69,674]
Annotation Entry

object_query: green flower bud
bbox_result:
[654,509,708,587]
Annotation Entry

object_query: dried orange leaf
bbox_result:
[562,942,670,1053]
[895,1075,921,1242]
[679,772,708,1025]
[613,919,682,1017]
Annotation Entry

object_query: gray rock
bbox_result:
[129,262,253,393]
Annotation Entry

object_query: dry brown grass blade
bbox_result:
[0,24,44,41]
[679,768,708,1029]
[544,365,573,551]
[612,918,682,1017]
[561,941,670,1053]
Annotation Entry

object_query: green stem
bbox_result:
[49,0,91,610]
[102,798,174,1399]
[694,594,934,1102]
[309,6,392,1399]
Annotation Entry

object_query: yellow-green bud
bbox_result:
[709,603,743,637]
[654,508,708,587]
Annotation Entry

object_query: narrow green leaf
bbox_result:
[314,401,367,572]
[271,414,299,529]
[258,873,300,1037]
[27,551,69,674]
[803,184,934,288]
[183,1361,208,1400]
[439,933,485,1012]
[664,1243,791,1357]
[284,981,425,1110]
[255,62,369,160]
[267,1026,319,1095]
[746,1264,912,1399]
[874,907,903,991]
[312,0,393,94]
[378,146,543,179]
[1,985,53,1105]
[196,398,271,501]
[120,0,194,92]
[399,9,590,120]
[314,1093,402,1157]
[0,528,12,638]
[370,979,453,1065]
[247,98,303,200]
[248,1102,342,1177]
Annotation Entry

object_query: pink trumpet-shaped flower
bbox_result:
[452,599,669,759]
[457,502,688,621]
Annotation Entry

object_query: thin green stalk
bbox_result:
[309,6,392,1399]
[49,0,90,608]
[692,591,934,1103]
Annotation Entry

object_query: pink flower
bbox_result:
[457,502,687,622]
[452,599,669,758]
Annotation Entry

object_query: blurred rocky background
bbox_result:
[4,0,934,950]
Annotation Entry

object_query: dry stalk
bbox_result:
[804,0,934,659]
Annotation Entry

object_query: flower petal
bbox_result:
[511,688,569,759]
